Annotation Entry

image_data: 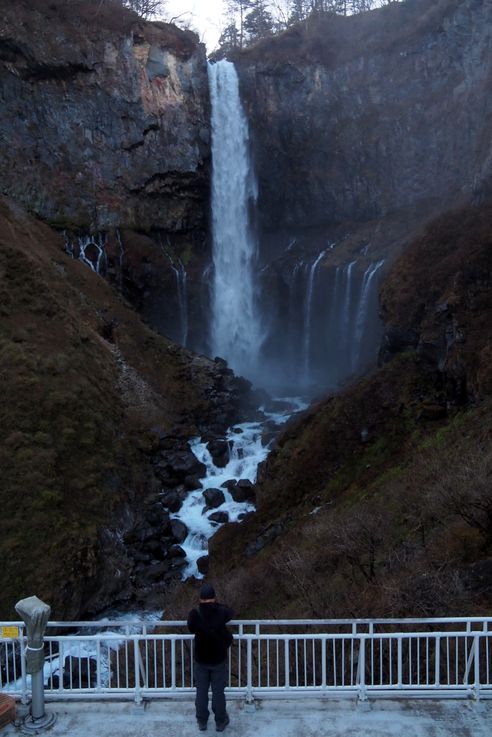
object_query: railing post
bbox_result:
[284,639,290,690]
[435,636,440,689]
[321,636,327,691]
[96,640,101,693]
[245,636,254,708]
[397,637,403,689]
[171,638,176,692]
[357,637,367,704]
[473,635,481,702]
[19,632,28,706]
[133,637,143,707]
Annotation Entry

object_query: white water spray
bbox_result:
[208,60,262,378]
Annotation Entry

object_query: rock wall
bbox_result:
[0,0,210,234]
[235,0,492,232]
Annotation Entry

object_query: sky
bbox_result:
[162,0,226,51]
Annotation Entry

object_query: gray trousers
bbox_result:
[194,660,228,724]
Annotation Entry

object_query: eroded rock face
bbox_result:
[235,0,492,232]
[0,0,210,233]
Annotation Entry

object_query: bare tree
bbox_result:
[122,0,167,19]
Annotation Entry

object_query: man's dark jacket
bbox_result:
[187,602,234,665]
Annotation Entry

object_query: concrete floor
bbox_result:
[1,698,491,737]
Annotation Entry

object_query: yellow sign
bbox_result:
[1,626,19,639]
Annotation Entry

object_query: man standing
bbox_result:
[187,584,234,732]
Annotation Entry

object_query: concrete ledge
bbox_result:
[1,699,491,737]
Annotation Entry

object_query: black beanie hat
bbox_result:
[199,584,216,600]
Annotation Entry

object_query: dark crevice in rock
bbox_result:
[122,122,160,152]
[0,38,30,65]
[129,170,208,199]
[21,61,93,82]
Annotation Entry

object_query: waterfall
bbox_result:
[303,250,326,383]
[116,229,125,291]
[353,260,385,370]
[208,60,262,379]
[342,261,357,370]
[63,232,106,274]
[172,262,188,347]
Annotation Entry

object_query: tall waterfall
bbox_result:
[208,60,262,379]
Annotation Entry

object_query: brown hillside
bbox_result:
[0,197,238,618]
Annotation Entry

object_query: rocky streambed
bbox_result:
[125,397,307,599]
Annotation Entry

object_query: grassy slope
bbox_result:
[0,198,215,618]
[168,201,492,620]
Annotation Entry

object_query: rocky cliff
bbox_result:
[235,0,492,232]
[0,0,210,233]
[0,0,213,352]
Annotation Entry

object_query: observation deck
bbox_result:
[1,617,492,736]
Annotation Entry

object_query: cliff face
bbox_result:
[0,0,210,234]
[235,0,492,232]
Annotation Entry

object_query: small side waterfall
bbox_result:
[353,260,384,370]
[335,258,385,385]
[64,232,107,274]
[172,262,188,347]
[303,250,327,382]
[259,251,385,393]
[208,60,262,379]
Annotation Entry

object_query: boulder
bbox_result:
[171,519,188,543]
[209,511,229,524]
[197,555,209,575]
[124,522,166,545]
[221,479,237,491]
[169,544,187,559]
[207,439,230,468]
[203,488,225,509]
[144,540,166,560]
[143,561,171,582]
[184,474,203,490]
[230,479,255,503]
[166,451,207,481]
[161,490,184,513]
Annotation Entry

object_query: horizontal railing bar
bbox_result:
[32,631,491,643]
[2,617,492,628]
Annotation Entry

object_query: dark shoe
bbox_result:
[216,715,230,732]
[197,721,208,731]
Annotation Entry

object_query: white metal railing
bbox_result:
[1,618,491,704]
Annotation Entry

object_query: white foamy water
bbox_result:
[208,60,262,379]
[172,398,308,578]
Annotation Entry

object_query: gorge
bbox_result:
[0,0,492,621]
